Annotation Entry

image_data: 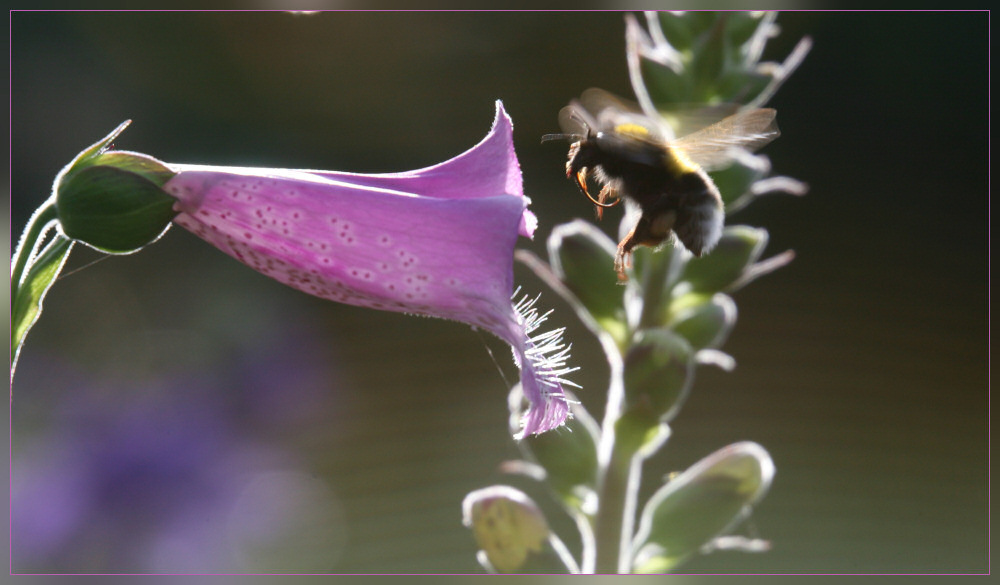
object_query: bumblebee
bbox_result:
[543,88,780,279]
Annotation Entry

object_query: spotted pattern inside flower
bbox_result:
[168,174,510,322]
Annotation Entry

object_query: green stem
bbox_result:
[10,197,74,372]
[590,362,646,574]
[10,233,73,375]
[10,197,58,293]
[636,249,674,330]
[593,435,643,573]
[590,251,675,573]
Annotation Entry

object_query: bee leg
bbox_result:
[596,184,620,220]
[573,168,591,200]
[566,143,587,193]
[565,150,595,201]
[615,222,643,281]
[615,211,676,280]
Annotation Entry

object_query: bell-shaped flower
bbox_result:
[162,102,571,437]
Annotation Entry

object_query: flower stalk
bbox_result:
[592,425,645,573]
[469,11,809,574]
[10,199,70,369]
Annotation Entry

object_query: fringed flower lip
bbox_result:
[163,101,571,436]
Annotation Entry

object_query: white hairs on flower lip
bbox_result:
[513,288,581,393]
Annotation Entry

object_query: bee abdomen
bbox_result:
[674,179,724,256]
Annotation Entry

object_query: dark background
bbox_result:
[9,11,987,574]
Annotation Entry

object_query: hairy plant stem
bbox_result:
[593,433,643,573]
[590,365,644,574]
[10,198,58,294]
[10,198,74,376]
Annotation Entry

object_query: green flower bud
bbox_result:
[631,243,688,329]
[632,441,775,573]
[690,19,730,99]
[622,328,694,426]
[654,12,698,51]
[679,225,768,293]
[90,150,176,188]
[715,69,773,113]
[641,60,693,106]
[462,486,577,574]
[53,121,177,254]
[669,292,737,350]
[56,166,177,254]
[548,220,627,344]
[712,151,770,209]
[724,11,770,49]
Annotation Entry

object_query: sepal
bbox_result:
[631,441,775,573]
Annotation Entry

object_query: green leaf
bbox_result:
[56,166,177,254]
[11,232,74,367]
[631,441,775,573]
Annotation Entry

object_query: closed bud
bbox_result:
[548,220,628,343]
[462,486,576,574]
[622,328,694,426]
[679,225,768,293]
[53,121,177,254]
[711,149,771,209]
[724,11,772,49]
[669,293,737,350]
[632,442,775,573]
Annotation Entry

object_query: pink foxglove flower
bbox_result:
[163,102,571,437]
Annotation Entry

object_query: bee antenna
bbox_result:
[541,132,579,143]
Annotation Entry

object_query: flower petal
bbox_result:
[303,101,534,238]
[163,102,568,436]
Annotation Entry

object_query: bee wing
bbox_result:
[581,89,753,144]
[656,103,741,139]
[579,87,644,117]
[576,88,667,140]
[672,108,780,171]
[556,102,596,137]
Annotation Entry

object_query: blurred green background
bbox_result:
[9,11,986,573]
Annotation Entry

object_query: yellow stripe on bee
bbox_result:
[612,123,652,139]
[612,122,700,174]
[666,147,701,174]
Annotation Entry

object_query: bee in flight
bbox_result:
[543,88,780,280]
